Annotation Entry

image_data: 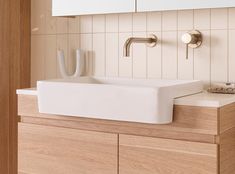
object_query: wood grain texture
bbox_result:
[20,0,31,88]
[9,0,30,174]
[119,134,218,174]
[0,0,30,172]
[18,172,29,174]
[219,102,235,133]
[220,127,235,174]
[18,123,118,174]
[0,0,10,172]
[9,0,31,173]
[20,116,216,144]
[18,95,218,140]
[9,0,19,171]
[172,104,218,135]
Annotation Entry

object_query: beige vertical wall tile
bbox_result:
[119,13,133,32]
[45,35,57,79]
[211,30,228,82]
[31,35,45,87]
[31,5,234,85]
[229,8,235,29]
[106,33,119,77]
[194,30,211,83]
[229,30,235,82]
[133,32,147,78]
[147,12,162,32]
[211,8,228,30]
[57,34,68,78]
[31,0,46,34]
[56,17,68,34]
[93,33,105,76]
[178,31,194,80]
[80,16,93,33]
[133,13,147,32]
[68,17,80,34]
[178,10,193,30]
[162,11,177,31]
[80,34,93,75]
[106,14,119,33]
[194,9,211,30]
[68,34,80,75]
[147,31,162,79]
[93,15,105,33]
[119,33,132,77]
[45,0,57,34]
[162,31,178,79]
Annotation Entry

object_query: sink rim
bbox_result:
[37,76,203,89]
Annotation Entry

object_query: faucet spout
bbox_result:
[123,34,157,57]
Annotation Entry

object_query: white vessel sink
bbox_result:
[37,77,203,124]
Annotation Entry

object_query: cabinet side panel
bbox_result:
[220,127,235,174]
[220,102,235,133]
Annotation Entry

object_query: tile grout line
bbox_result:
[160,11,163,79]
[118,14,120,78]
[91,15,94,76]
[78,17,82,75]
[104,15,107,77]
[227,8,230,83]
[131,13,134,78]
[55,18,58,78]
[146,12,148,79]
[176,10,179,80]
[193,9,195,80]
[209,9,212,86]
[67,23,69,75]
[43,34,46,80]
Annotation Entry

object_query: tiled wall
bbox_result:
[31,0,235,87]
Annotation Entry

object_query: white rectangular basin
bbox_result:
[37,77,203,124]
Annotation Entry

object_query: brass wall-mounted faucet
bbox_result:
[181,30,202,59]
[123,34,158,57]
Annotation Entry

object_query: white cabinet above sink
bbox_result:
[37,77,203,124]
[52,0,135,16]
[52,0,235,16]
[137,0,235,12]
[53,0,235,16]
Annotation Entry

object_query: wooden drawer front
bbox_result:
[119,134,218,174]
[18,123,118,174]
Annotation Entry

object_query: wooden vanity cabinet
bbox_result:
[18,94,235,174]
[18,123,118,174]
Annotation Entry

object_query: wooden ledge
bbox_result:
[17,94,235,143]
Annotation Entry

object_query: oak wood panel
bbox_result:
[18,172,28,174]
[10,0,31,173]
[20,0,31,88]
[18,123,118,174]
[0,0,30,173]
[20,116,216,144]
[173,104,218,135]
[119,134,218,174]
[18,94,219,135]
[0,0,10,172]
[220,127,235,174]
[219,102,235,133]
